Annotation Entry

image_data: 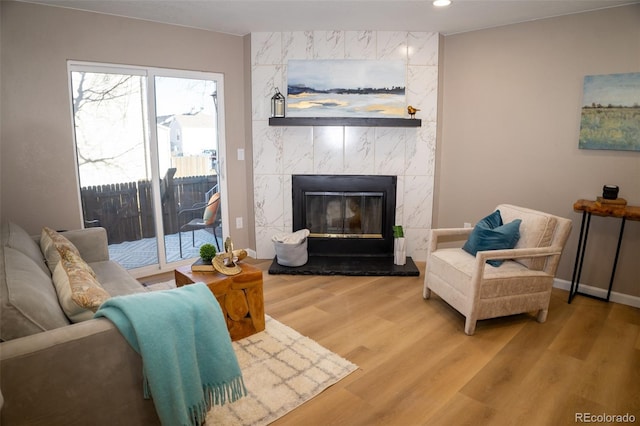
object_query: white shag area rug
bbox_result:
[143,280,358,425]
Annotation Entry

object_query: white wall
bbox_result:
[0,1,251,251]
[250,31,439,260]
[437,5,640,297]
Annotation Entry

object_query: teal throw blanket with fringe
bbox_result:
[95,282,246,426]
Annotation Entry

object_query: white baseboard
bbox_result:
[246,248,258,259]
[553,278,640,309]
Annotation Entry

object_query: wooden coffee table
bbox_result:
[174,262,265,341]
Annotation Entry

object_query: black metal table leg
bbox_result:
[574,213,592,299]
[568,211,588,303]
[568,212,626,303]
[606,217,626,301]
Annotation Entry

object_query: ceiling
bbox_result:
[21,0,639,36]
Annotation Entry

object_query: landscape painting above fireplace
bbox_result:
[286,60,406,118]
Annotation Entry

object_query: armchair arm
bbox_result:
[472,246,564,289]
[0,319,159,425]
[428,227,473,254]
[475,245,563,264]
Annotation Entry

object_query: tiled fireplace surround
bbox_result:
[251,31,438,261]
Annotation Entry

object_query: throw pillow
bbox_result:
[52,252,110,323]
[203,192,221,225]
[476,209,503,229]
[40,227,82,276]
[463,211,522,267]
[57,246,97,278]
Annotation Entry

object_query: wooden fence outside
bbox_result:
[81,170,217,244]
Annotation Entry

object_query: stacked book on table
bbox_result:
[191,258,215,272]
[595,197,627,208]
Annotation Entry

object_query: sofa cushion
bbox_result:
[3,222,49,276]
[1,247,70,340]
[499,205,558,271]
[40,227,84,276]
[89,261,148,297]
[58,227,110,263]
[52,252,110,323]
[429,248,551,300]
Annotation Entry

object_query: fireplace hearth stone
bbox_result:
[268,255,420,276]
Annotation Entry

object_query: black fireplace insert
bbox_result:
[292,174,396,257]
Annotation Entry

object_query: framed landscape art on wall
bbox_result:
[286,60,406,118]
[578,72,640,151]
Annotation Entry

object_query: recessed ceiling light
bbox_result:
[433,0,452,6]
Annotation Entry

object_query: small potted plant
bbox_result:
[199,243,217,264]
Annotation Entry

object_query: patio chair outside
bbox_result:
[178,185,221,257]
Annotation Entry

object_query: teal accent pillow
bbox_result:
[462,211,522,267]
[476,209,503,229]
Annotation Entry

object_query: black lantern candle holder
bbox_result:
[271,88,285,118]
[602,185,619,200]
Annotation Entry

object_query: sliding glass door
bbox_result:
[69,63,226,276]
[152,75,222,264]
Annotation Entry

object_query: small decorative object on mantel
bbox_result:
[271,88,285,118]
[407,105,420,119]
[191,243,217,272]
[393,225,406,266]
[213,237,243,275]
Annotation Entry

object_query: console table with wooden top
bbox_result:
[175,262,265,340]
[568,199,640,303]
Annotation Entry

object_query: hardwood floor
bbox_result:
[142,259,640,425]
[250,259,639,426]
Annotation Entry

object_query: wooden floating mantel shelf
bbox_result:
[269,117,421,127]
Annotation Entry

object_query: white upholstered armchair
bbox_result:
[423,204,572,335]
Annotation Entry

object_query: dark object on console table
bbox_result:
[602,185,619,200]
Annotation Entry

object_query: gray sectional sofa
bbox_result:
[0,222,161,425]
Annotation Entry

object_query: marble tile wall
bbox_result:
[251,31,439,261]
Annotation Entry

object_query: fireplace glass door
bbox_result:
[304,192,383,238]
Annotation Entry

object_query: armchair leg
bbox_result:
[423,285,431,299]
[536,309,548,323]
[464,318,477,335]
